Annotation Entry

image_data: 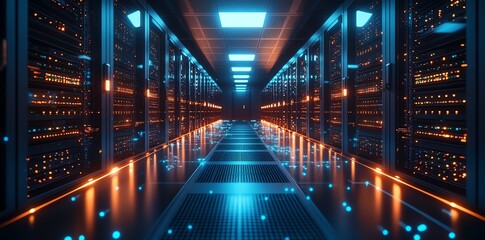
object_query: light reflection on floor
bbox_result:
[258,121,485,239]
[1,121,484,239]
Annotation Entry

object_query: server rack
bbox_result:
[309,40,322,141]
[396,0,468,192]
[348,0,384,162]
[179,54,189,135]
[148,20,165,148]
[297,52,308,136]
[167,41,179,140]
[326,18,343,148]
[26,0,102,197]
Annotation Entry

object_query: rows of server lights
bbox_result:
[262,0,470,215]
[219,12,267,92]
[8,0,223,225]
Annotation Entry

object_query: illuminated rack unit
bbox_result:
[189,62,196,131]
[348,0,383,162]
[309,40,321,141]
[113,0,146,162]
[179,54,189,135]
[167,41,179,140]
[297,53,308,135]
[289,62,297,132]
[397,0,468,191]
[194,66,201,129]
[26,0,101,197]
[326,20,343,148]
[148,21,165,148]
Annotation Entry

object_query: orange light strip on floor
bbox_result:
[0,120,223,228]
[261,120,485,222]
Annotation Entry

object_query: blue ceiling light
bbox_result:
[434,22,465,33]
[356,10,372,27]
[232,67,252,72]
[234,75,250,79]
[235,84,247,88]
[219,12,266,28]
[229,54,255,61]
[234,80,249,83]
[127,10,141,28]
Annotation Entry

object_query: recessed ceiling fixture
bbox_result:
[219,12,266,28]
[235,84,247,87]
[234,80,249,83]
[232,67,252,72]
[229,54,256,61]
[234,75,250,79]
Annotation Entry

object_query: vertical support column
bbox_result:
[341,10,349,153]
[102,0,114,168]
[306,48,311,137]
[2,0,17,216]
[16,0,28,207]
[163,33,169,143]
[382,0,397,170]
[319,35,325,142]
[466,0,484,211]
[144,11,150,151]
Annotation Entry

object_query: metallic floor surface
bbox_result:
[0,121,484,239]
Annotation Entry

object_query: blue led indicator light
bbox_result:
[342,202,347,207]
[345,206,352,212]
[261,215,266,221]
[3,136,8,142]
[413,234,421,240]
[209,190,213,194]
[448,232,456,239]
[71,196,76,202]
[328,183,333,188]
[264,196,269,201]
[417,224,427,232]
[99,211,105,217]
[167,229,173,234]
[309,187,314,192]
[405,226,412,232]
[112,231,121,239]
[187,225,193,230]
[78,235,85,240]
[64,236,73,240]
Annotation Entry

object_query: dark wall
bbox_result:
[222,87,261,120]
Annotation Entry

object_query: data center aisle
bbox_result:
[148,121,336,239]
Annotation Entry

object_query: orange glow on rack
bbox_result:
[0,120,223,228]
[343,88,348,96]
[105,80,111,92]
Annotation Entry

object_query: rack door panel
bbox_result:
[113,0,145,162]
[179,54,189,135]
[167,41,179,140]
[27,0,101,197]
[397,0,467,192]
[148,21,165,148]
[297,53,308,135]
[309,40,321,141]
[348,0,383,162]
[325,19,343,148]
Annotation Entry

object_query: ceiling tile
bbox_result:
[261,29,281,39]
[264,16,286,29]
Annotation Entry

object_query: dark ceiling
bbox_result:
[147,0,343,89]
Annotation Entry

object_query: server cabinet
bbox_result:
[325,18,343,148]
[148,20,165,148]
[167,41,179,140]
[179,54,189,135]
[25,0,102,197]
[113,0,146,162]
[309,40,322,141]
[297,52,308,136]
[348,0,384,163]
[396,0,468,193]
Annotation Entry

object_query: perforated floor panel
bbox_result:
[160,194,325,240]
[216,144,267,151]
[220,138,262,144]
[196,165,289,183]
[208,151,275,162]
